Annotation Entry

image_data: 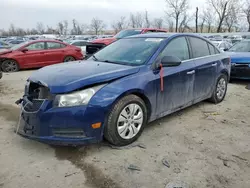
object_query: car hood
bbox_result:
[91,38,117,45]
[0,49,12,55]
[28,60,140,94]
[226,52,250,64]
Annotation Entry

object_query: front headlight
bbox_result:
[54,84,105,107]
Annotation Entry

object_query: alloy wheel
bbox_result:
[3,60,18,72]
[216,77,226,100]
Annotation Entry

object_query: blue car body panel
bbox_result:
[227,52,250,79]
[18,33,231,145]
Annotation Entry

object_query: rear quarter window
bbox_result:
[189,37,210,58]
[208,43,220,55]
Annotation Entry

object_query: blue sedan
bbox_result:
[226,39,250,80]
[17,33,231,146]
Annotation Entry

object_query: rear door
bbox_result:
[44,42,67,65]
[188,37,218,101]
[155,36,196,115]
[19,42,46,68]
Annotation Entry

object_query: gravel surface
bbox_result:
[0,71,250,188]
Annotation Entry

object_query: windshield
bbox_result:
[10,41,29,50]
[114,30,142,39]
[93,38,164,66]
[228,41,250,52]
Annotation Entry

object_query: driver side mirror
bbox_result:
[21,48,28,52]
[160,56,182,67]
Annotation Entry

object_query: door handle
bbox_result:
[187,70,195,75]
[212,63,217,66]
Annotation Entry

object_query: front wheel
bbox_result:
[104,95,147,146]
[1,59,20,72]
[209,74,228,104]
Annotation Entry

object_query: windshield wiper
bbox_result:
[92,55,99,61]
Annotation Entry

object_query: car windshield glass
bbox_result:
[10,41,29,50]
[228,41,250,52]
[114,30,142,39]
[93,38,164,66]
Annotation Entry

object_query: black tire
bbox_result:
[63,56,75,62]
[1,59,20,72]
[104,95,147,146]
[209,74,228,104]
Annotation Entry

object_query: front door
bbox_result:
[155,36,196,116]
[19,42,46,68]
[187,37,217,100]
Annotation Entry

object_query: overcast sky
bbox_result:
[1,0,206,30]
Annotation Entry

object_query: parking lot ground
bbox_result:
[0,71,250,188]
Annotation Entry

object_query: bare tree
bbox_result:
[195,7,199,33]
[152,18,164,29]
[90,18,106,35]
[208,0,236,32]
[57,22,64,35]
[112,16,127,33]
[130,13,136,28]
[135,12,144,27]
[203,8,213,32]
[144,10,150,27]
[243,0,250,32]
[165,0,189,32]
[8,24,16,36]
[199,15,206,33]
[225,4,239,32]
[63,20,68,35]
[36,22,45,34]
[167,19,174,32]
[178,14,193,32]
[129,12,145,28]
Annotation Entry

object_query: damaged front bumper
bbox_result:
[17,96,106,146]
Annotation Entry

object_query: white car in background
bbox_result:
[69,40,89,55]
[212,41,232,51]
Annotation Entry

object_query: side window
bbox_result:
[160,37,190,61]
[144,30,155,33]
[47,42,63,49]
[189,37,210,58]
[26,42,45,50]
[60,43,66,48]
[80,42,88,46]
[208,43,220,55]
[72,42,81,46]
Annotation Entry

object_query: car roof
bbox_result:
[127,33,206,39]
[29,39,65,43]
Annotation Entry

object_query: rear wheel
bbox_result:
[63,56,75,62]
[104,95,147,146]
[209,74,228,104]
[1,59,19,72]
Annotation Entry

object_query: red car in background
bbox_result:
[86,28,168,57]
[0,40,83,72]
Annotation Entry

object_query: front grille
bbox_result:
[52,128,85,138]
